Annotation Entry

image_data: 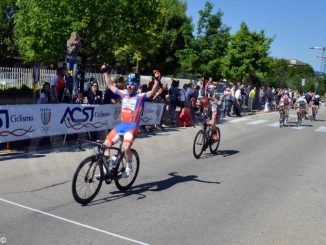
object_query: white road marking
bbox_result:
[247,120,268,125]
[230,118,250,123]
[315,126,326,132]
[0,197,150,245]
[267,122,280,127]
[292,126,305,130]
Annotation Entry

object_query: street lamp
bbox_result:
[309,46,326,75]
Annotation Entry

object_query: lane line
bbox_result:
[315,126,326,132]
[230,118,250,123]
[0,197,150,245]
[267,122,279,127]
[247,119,268,125]
[292,126,305,130]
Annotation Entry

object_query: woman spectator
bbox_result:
[66,32,81,85]
[169,79,179,126]
[86,80,103,104]
[37,82,51,104]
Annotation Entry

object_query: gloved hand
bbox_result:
[153,70,161,82]
[100,64,112,73]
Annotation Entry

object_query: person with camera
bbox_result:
[66,32,80,78]
[101,64,160,177]
[66,31,81,97]
[86,79,103,105]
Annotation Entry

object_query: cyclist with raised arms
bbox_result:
[101,64,160,177]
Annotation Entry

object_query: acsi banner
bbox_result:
[0,103,164,143]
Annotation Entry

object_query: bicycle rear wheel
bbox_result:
[72,156,103,205]
[209,127,221,154]
[114,149,140,191]
[193,130,205,159]
[279,112,284,127]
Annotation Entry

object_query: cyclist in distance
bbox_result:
[278,90,292,117]
[311,92,321,118]
[294,94,308,118]
[206,89,221,140]
[101,64,160,177]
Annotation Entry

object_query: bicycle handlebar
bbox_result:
[75,139,104,152]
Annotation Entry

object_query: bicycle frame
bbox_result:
[75,139,123,183]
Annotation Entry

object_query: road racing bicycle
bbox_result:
[72,136,139,205]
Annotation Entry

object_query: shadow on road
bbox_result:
[200,149,240,159]
[86,172,220,206]
[281,121,314,128]
[0,151,46,161]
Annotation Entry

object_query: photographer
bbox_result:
[86,80,103,105]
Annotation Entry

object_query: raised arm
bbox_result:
[146,70,161,98]
[101,64,116,93]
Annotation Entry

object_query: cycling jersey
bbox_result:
[279,95,291,107]
[312,95,320,106]
[207,98,219,121]
[105,88,149,145]
[115,88,148,124]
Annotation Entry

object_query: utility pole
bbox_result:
[309,46,326,76]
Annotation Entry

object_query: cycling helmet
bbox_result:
[127,73,140,86]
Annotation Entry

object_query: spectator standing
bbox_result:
[50,67,65,103]
[103,79,120,104]
[234,85,243,116]
[259,87,265,110]
[86,80,103,104]
[169,79,179,126]
[37,82,51,104]
[223,86,232,117]
[178,83,188,109]
[248,87,256,114]
[86,80,103,140]
[66,32,81,88]
[229,84,236,115]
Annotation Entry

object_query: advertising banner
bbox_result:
[0,103,164,143]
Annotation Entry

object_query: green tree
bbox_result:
[223,22,273,83]
[177,1,230,78]
[14,0,161,71]
[264,58,316,91]
[0,0,18,66]
[144,0,193,76]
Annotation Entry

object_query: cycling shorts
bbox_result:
[313,101,320,106]
[105,122,138,145]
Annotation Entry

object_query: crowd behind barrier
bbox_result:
[1,65,321,149]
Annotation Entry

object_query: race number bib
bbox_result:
[122,97,137,111]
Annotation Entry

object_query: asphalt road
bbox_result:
[1,106,326,245]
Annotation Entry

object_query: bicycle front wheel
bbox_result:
[193,130,205,159]
[72,156,103,205]
[114,149,140,191]
[209,127,221,154]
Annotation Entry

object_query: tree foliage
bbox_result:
[223,22,273,83]
[1,0,320,92]
[0,0,18,65]
[177,1,230,78]
[14,0,161,71]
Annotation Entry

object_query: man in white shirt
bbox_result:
[234,85,243,116]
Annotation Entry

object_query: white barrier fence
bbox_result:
[0,103,164,143]
[0,67,194,91]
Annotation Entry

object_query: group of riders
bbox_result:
[278,90,321,124]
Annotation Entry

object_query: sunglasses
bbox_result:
[127,82,138,86]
